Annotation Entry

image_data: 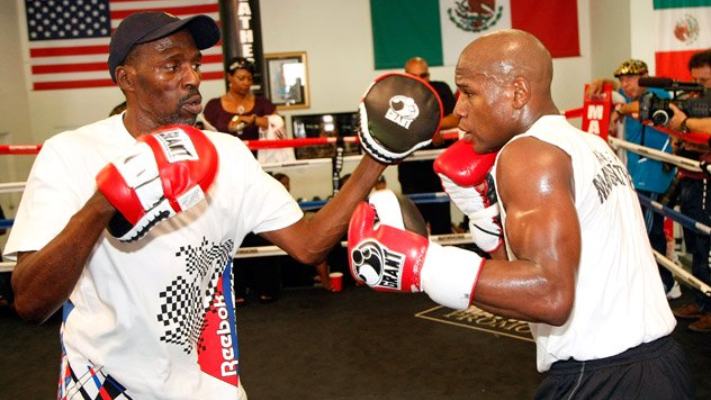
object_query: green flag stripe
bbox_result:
[653,0,711,9]
[370,0,443,69]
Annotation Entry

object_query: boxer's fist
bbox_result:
[434,139,502,252]
[348,190,484,310]
[96,124,218,242]
[357,73,442,164]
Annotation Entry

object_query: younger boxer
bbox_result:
[349,30,694,398]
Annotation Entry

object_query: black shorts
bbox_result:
[534,336,694,400]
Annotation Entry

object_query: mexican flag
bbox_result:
[654,0,711,80]
[370,0,580,69]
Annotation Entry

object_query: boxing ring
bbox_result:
[1,116,710,298]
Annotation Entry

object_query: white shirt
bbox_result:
[493,115,675,372]
[4,114,303,399]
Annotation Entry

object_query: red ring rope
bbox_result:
[1,111,706,155]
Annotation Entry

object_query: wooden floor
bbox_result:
[0,286,709,399]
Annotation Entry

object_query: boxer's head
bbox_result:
[454,29,557,153]
[109,12,219,131]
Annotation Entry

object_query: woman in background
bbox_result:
[204,57,278,140]
[204,57,292,163]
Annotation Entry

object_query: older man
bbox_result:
[5,11,393,399]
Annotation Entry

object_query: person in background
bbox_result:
[204,57,275,140]
[109,101,127,117]
[666,49,711,332]
[398,57,458,235]
[203,57,291,163]
[587,59,679,300]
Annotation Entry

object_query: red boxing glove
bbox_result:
[433,139,497,188]
[348,191,485,310]
[96,124,218,242]
[434,139,502,252]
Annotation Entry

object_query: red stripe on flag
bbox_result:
[510,0,580,58]
[30,45,110,57]
[202,54,223,63]
[201,71,225,80]
[110,4,219,19]
[655,50,698,81]
[34,79,116,90]
[32,62,107,74]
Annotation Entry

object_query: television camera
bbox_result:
[638,77,711,127]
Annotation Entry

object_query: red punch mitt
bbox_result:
[96,124,218,242]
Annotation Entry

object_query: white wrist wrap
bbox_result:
[420,242,484,310]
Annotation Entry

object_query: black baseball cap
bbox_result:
[108,11,220,82]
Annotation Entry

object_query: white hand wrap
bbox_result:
[420,242,485,310]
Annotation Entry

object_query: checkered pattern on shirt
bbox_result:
[156,238,233,354]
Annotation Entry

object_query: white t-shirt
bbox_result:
[493,115,675,372]
[4,114,303,399]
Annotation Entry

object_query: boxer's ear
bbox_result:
[511,76,530,110]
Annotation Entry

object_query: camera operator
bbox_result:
[587,59,678,300]
[667,50,711,136]
[667,49,711,333]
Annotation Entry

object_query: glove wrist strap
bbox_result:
[421,242,484,310]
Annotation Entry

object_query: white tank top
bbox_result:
[493,115,675,372]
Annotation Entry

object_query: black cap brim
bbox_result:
[137,15,220,50]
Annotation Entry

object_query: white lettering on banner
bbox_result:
[237,2,252,15]
[587,120,600,135]
[213,295,238,377]
[242,43,254,58]
[587,104,604,120]
[239,30,253,43]
[237,0,255,63]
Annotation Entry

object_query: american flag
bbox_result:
[24,0,223,90]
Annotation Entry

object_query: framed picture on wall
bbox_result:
[264,51,310,110]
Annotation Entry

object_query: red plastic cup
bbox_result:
[329,272,343,292]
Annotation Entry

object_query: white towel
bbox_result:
[258,114,295,164]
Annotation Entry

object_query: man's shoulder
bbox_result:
[44,116,120,149]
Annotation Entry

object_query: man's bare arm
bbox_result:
[12,192,115,323]
[261,156,387,265]
[472,138,581,326]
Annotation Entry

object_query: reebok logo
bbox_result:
[385,95,419,129]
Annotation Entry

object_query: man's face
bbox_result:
[618,74,645,98]
[126,30,203,126]
[405,61,430,81]
[454,64,514,153]
[691,64,711,89]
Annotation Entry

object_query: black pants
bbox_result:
[638,190,674,292]
[679,178,711,311]
[535,336,693,400]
